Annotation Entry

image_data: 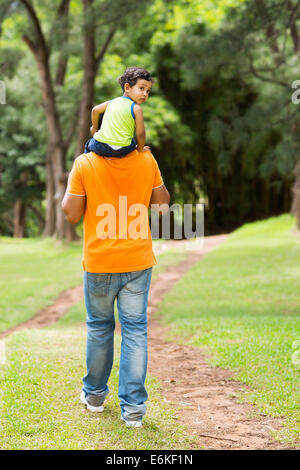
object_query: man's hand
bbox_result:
[137,145,151,152]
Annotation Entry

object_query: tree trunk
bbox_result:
[290,160,300,229]
[36,52,78,239]
[74,3,96,157]
[43,152,56,236]
[29,204,45,234]
[52,146,68,239]
[74,4,117,157]
[13,200,26,238]
[284,178,293,212]
[20,0,115,240]
[65,219,81,242]
[74,63,96,157]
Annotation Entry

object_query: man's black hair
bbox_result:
[118,67,153,91]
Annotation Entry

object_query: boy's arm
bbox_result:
[134,104,147,151]
[90,101,109,136]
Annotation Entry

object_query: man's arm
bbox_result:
[150,184,170,215]
[62,192,86,225]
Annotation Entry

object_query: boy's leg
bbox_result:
[88,138,118,157]
[110,139,137,157]
[88,138,136,158]
[116,268,152,423]
[82,272,118,405]
[84,138,92,153]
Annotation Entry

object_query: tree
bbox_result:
[141,0,299,231]
[3,0,150,239]
[177,0,300,228]
[0,66,45,237]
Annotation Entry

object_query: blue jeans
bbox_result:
[84,137,137,158]
[82,268,152,422]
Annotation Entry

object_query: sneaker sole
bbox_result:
[80,391,104,412]
[121,415,142,428]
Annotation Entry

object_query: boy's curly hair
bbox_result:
[118,67,153,91]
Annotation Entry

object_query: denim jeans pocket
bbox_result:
[124,268,152,294]
[86,272,111,297]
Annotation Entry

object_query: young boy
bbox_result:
[84,67,153,157]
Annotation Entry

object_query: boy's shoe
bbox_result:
[121,414,143,428]
[80,391,104,412]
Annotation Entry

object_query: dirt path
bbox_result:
[1,235,296,449]
[0,239,186,339]
[145,236,295,450]
[0,285,84,339]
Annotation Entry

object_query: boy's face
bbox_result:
[124,79,152,104]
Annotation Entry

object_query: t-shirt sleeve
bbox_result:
[152,157,164,189]
[67,158,86,196]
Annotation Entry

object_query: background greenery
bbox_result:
[1,0,299,449]
[1,0,299,236]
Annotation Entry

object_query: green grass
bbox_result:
[0,238,194,449]
[0,237,83,333]
[155,214,300,444]
[0,237,186,334]
[152,246,187,281]
[0,325,196,450]
[4,216,299,447]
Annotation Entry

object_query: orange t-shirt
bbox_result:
[67,149,164,273]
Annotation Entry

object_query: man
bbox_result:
[62,148,170,428]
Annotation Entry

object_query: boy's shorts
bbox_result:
[84,137,136,158]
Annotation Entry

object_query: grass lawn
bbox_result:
[3,215,299,447]
[0,237,83,333]
[155,213,300,444]
[152,245,187,281]
[0,238,194,449]
[0,324,196,450]
[0,237,185,334]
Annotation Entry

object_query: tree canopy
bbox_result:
[1,0,300,237]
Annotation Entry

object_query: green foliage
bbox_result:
[0,0,298,236]
[145,0,298,230]
[0,53,46,236]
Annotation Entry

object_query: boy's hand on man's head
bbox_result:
[137,145,151,152]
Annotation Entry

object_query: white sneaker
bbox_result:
[121,414,142,428]
[80,391,104,412]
